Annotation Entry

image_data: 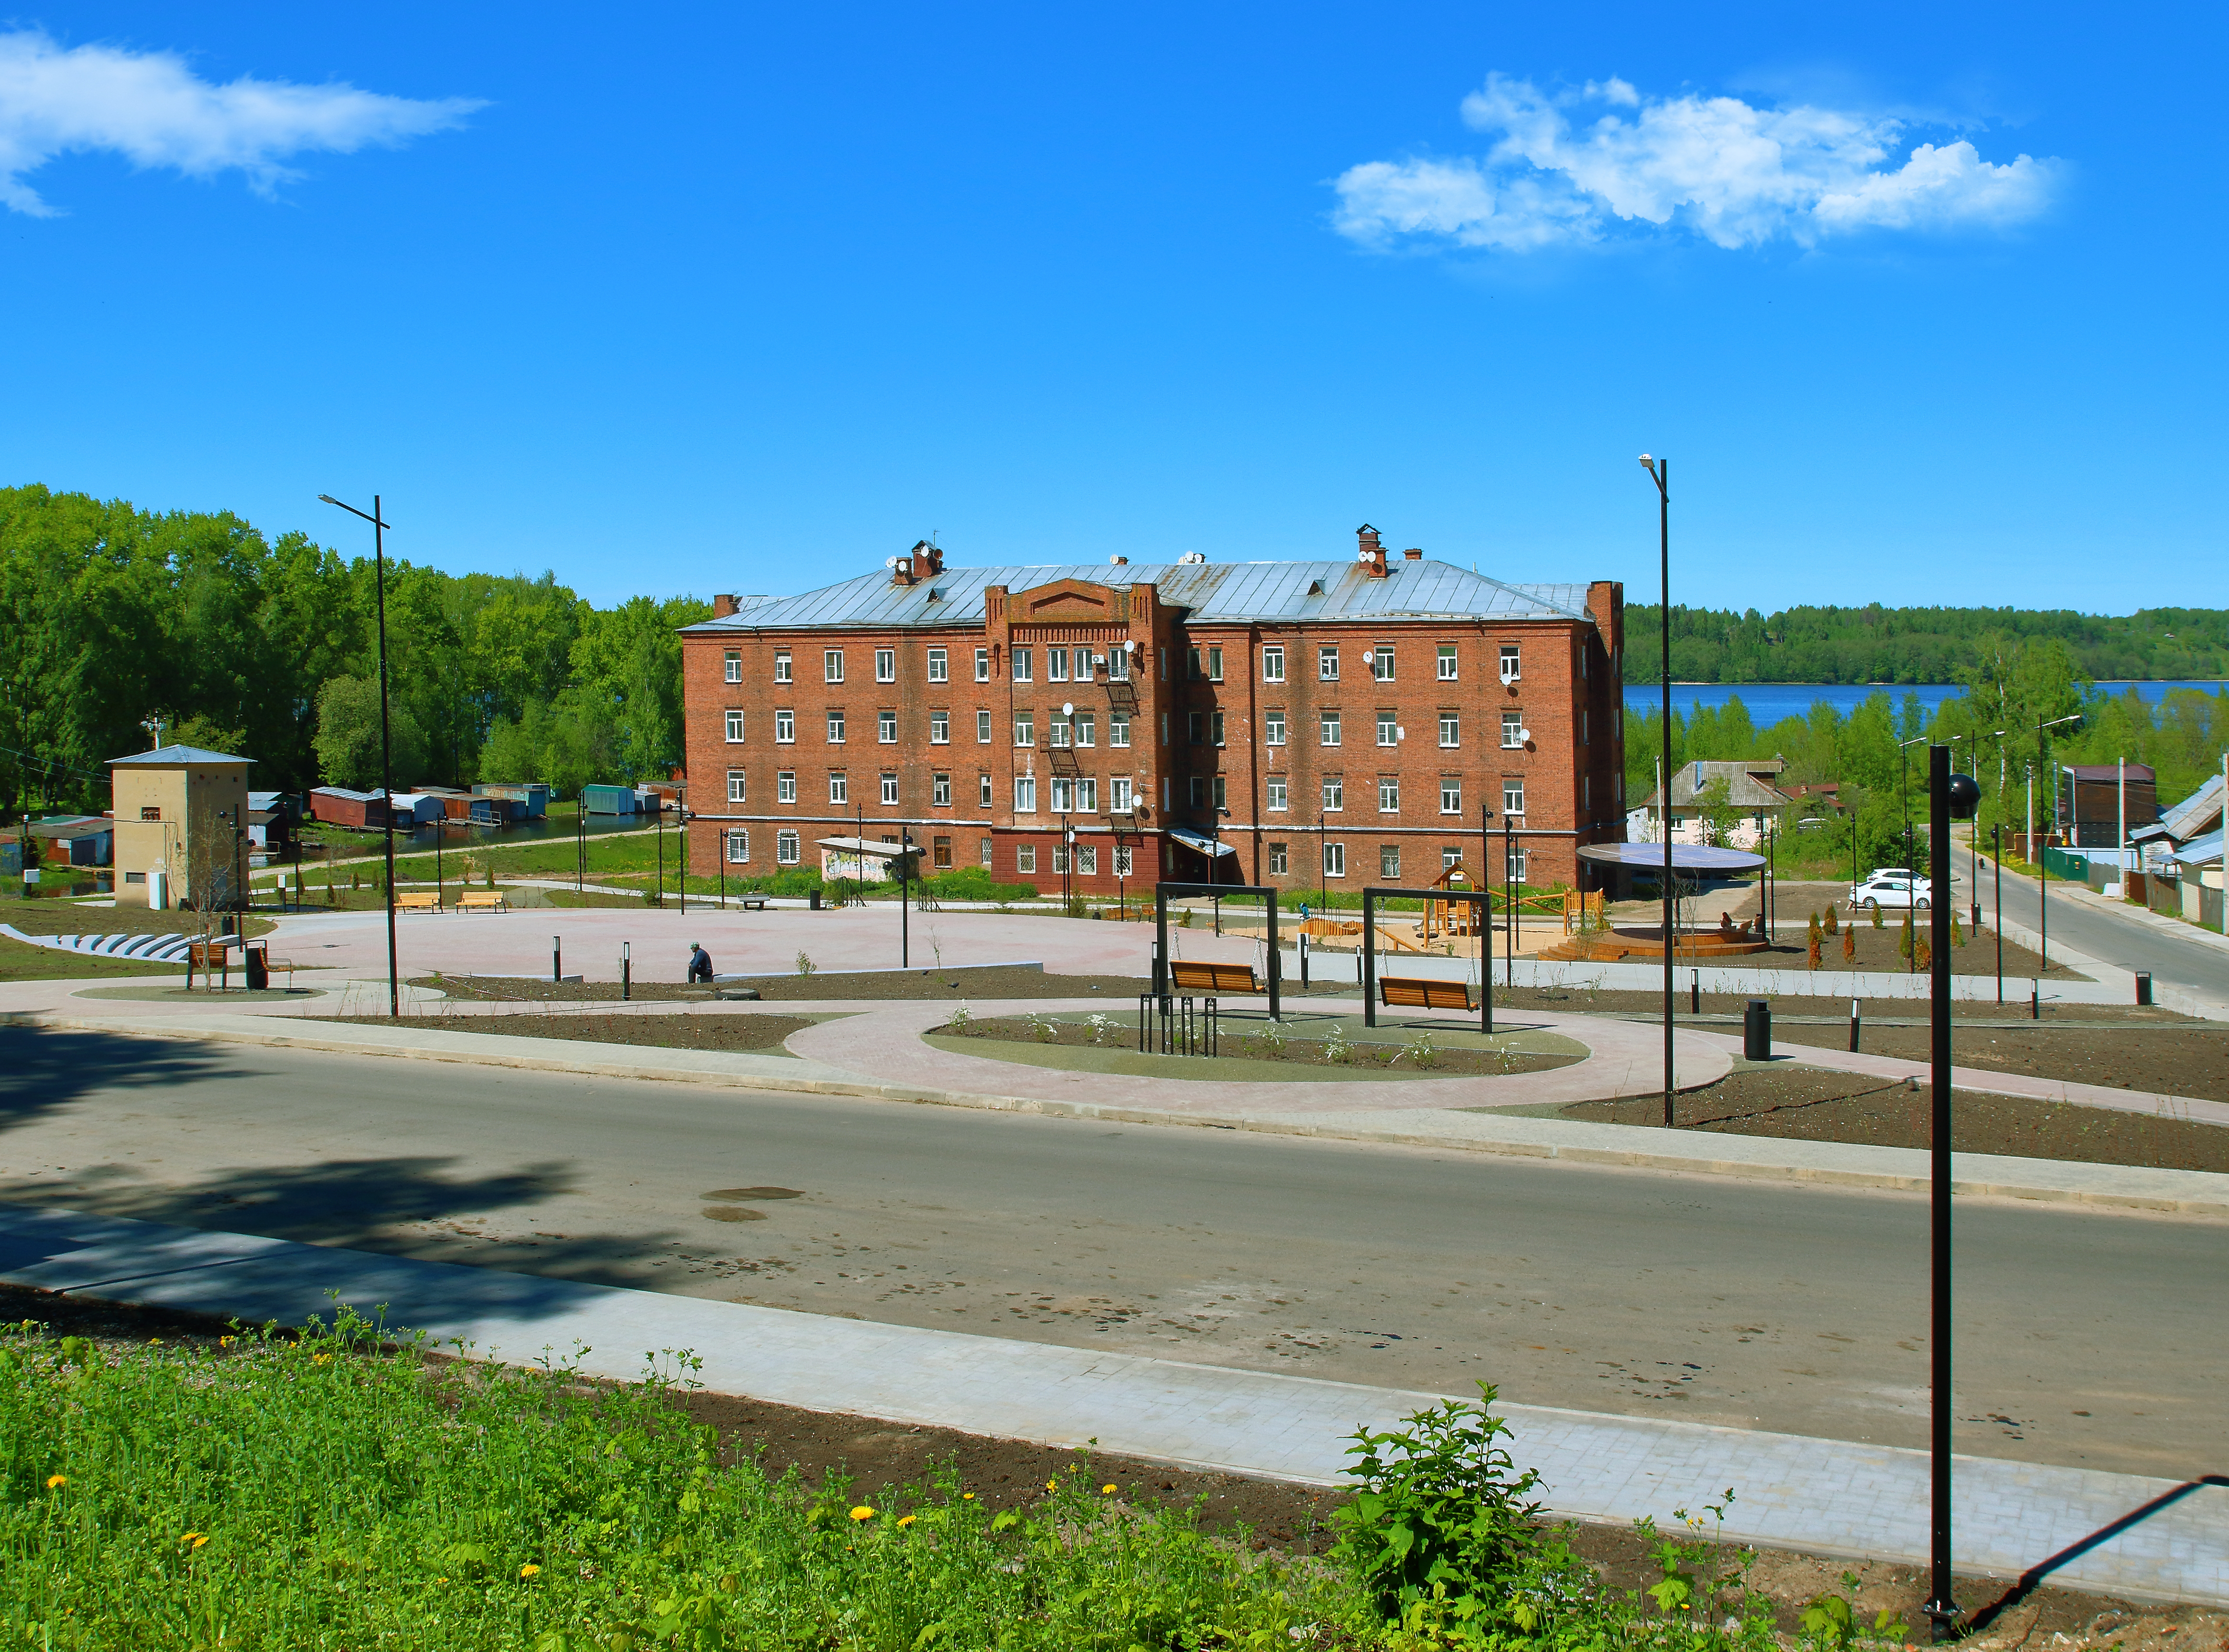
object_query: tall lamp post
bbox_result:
[1898,734,1928,974]
[1925,750,1982,1642]
[1478,802,1497,1030]
[1638,454,1673,1128]
[2034,713,2080,972]
[318,493,400,1019]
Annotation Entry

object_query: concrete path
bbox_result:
[1,1201,2220,1607]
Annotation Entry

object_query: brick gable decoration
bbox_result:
[679,528,1626,896]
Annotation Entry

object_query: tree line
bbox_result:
[0,484,708,816]
[1623,601,2229,686]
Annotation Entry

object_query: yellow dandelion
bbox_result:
[1102,1484,1117,1495]
[897,1515,916,1527]
[519,1563,540,1579]
[849,1506,875,1521]
[181,1532,209,1549]
[1045,1479,1057,1492]
[313,1353,331,1365]
[218,1336,235,1348]
[962,1492,976,1500]
[44,1476,65,1490]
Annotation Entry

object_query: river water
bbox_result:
[1621,680,2227,722]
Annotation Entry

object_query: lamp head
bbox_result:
[1637,454,1655,473]
[1945,774,1981,821]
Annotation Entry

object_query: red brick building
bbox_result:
[679,527,1627,897]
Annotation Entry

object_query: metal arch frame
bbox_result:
[1358,886,1494,1036]
[1151,881,1281,1021]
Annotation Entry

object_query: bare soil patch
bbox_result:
[1563,1068,2229,1172]
[1767,1022,2229,1104]
[421,967,1321,1004]
[312,1010,820,1055]
[4,1280,2205,1642]
[945,1013,1579,1078]
[1500,984,2186,1024]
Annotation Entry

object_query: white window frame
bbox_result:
[1499,643,1521,683]
[775,709,795,743]
[1324,841,1346,878]
[980,773,993,807]
[1016,844,1036,874]
[881,773,899,805]
[974,647,991,682]
[930,711,949,744]
[725,829,749,864]
[776,829,800,864]
[1436,645,1457,681]
[982,835,995,866]
[1114,845,1133,877]
[1111,776,1132,811]
[1052,843,1070,874]
[874,648,895,683]
[826,710,845,743]
[1051,776,1074,813]
[1504,779,1525,816]
[1441,780,1462,815]
[1379,778,1399,813]
[1078,777,1098,812]
[724,650,741,683]
[933,772,951,806]
[1322,777,1343,811]
[1207,645,1223,682]
[1376,712,1397,748]
[1211,710,1225,747]
[777,771,796,803]
[1075,712,1096,747]
[1265,711,1285,746]
[1014,774,1037,812]
[1440,714,1460,749]
[774,651,792,683]
[1268,842,1287,875]
[1077,844,1098,875]
[724,709,745,743]
[1011,648,1033,682]
[1318,646,1338,681]
[1049,648,1069,683]
[926,647,948,682]
[1266,776,1287,811]
[1380,844,1401,880]
[1013,714,1034,747]
[727,769,746,804]
[1320,711,1340,747]
[1049,715,1070,749]
[829,773,848,804]
[1108,647,1129,681]
[1261,645,1284,682]
[824,649,845,684]
[878,710,897,743]
[1502,710,1524,749]
[1372,645,1394,682]
[1109,711,1130,748]
[977,710,993,743]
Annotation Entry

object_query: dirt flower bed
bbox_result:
[314,1010,820,1054]
[1766,1022,2229,1104]
[1563,1068,2229,1172]
[942,1012,1578,1077]
[418,967,1200,1004]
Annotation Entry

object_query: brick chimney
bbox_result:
[913,538,944,575]
[1403,547,1423,561]
[711,593,739,618]
[1356,524,1387,577]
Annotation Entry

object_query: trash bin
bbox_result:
[2136,971,2153,1007]
[808,889,821,911]
[1743,998,1771,1061]
[245,943,269,992]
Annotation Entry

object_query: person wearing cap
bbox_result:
[687,942,714,984]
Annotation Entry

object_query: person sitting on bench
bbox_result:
[687,942,714,984]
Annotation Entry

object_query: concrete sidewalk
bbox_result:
[1,1201,2220,1606]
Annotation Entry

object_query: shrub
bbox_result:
[794,950,816,978]
[1824,903,1839,935]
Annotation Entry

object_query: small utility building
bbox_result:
[109,744,254,909]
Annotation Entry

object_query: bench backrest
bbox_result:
[1169,960,1260,994]
[188,942,226,970]
[458,892,503,906]
[397,892,440,908]
[1380,976,1471,1010]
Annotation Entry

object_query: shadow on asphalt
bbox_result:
[0,1023,246,1131]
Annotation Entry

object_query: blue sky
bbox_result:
[3,3,2222,612]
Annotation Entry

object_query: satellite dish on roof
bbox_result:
[885,556,900,568]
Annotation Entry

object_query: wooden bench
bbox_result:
[396,892,442,912]
[185,941,231,991]
[1379,976,1475,1012]
[456,891,509,913]
[1169,960,1263,996]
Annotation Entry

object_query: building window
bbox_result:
[1504,779,1525,815]
[140,805,162,821]
[933,773,951,806]
[1380,844,1401,880]
[1114,845,1133,877]
[1441,779,1462,815]
[1320,711,1340,747]
[1502,710,1523,749]
[777,830,800,864]
[1012,648,1033,682]
[1261,645,1284,682]
[1507,844,1529,884]
[1014,775,1036,812]
[1265,711,1285,745]
[1109,647,1130,681]
[1013,714,1034,747]
[881,773,899,805]
[1372,645,1394,681]
[926,647,947,682]
[930,711,949,744]
[1077,845,1098,875]
[1379,778,1399,813]
[1266,776,1287,811]
[1186,647,1201,680]
[829,773,848,804]
[1377,711,1397,747]
[725,829,749,863]
[724,709,745,743]
[1324,841,1346,878]
[981,836,994,866]
[1323,777,1343,811]
[727,770,746,804]
[980,773,993,807]
[1268,842,1288,875]
[1052,844,1070,876]
[1440,714,1460,748]
[875,648,895,682]
[1211,710,1225,746]
[825,649,845,683]
[1208,646,1223,682]
[975,647,991,681]
[1189,776,1206,809]
[1212,775,1226,810]
[1109,711,1130,748]
[1443,847,1463,871]
[724,649,741,683]
[1050,715,1071,749]
[977,710,992,743]
[775,709,794,743]
[1016,844,1036,874]
[1187,712,1203,745]
[827,710,845,742]
[1318,646,1339,681]
[933,835,953,868]
[777,771,796,803]
[1049,648,1069,682]
[1075,712,1096,747]
[1437,644,1457,681]
[774,651,792,683]
[1580,708,1588,744]
[1111,776,1132,812]
[1499,643,1521,683]
[878,710,898,743]
[1044,772,1069,811]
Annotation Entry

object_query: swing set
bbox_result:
[1360,884,1495,1035]
[1143,882,1283,1053]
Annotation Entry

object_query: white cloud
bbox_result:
[1333,73,2059,254]
[0,28,483,215]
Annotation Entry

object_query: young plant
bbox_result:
[946,1002,973,1033]
[1322,1025,1353,1064]
[1085,1013,1115,1046]
[1400,1030,1438,1069]
[795,949,817,978]
[1026,1012,1060,1043]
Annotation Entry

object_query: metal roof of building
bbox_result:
[2159,775,2223,843]
[685,559,1599,634]
[110,743,253,766]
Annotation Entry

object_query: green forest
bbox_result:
[1623,601,2229,685]
[0,484,708,814]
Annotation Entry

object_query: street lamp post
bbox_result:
[1503,810,1518,992]
[1477,802,1497,1032]
[1639,454,1673,1128]
[318,493,400,1019]
[1990,824,2004,1003]
[900,826,912,968]
[2034,714,2080,972]
[1898,734,1928,974]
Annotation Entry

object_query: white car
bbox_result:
[1849,872,1932,912]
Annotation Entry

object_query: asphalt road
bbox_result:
[1,1023,2221,1481]
[1974,861,2229,1004]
